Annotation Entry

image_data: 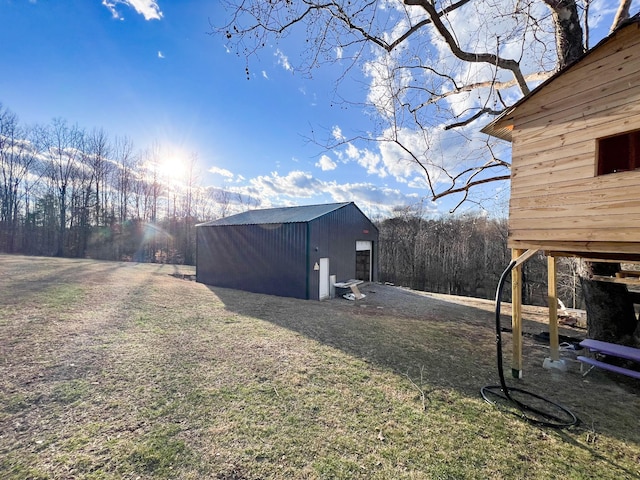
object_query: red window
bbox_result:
[597,130,640,175]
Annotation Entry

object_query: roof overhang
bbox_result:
[481,14,640,143]
[480,108,516,142]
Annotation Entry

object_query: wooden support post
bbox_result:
[511,249,524,378]
[547,255,560,362]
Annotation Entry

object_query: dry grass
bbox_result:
[0,254,639,479]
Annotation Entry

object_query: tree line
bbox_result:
[0,103,257,264]
[1,102,582,307]
[377,206,583,307]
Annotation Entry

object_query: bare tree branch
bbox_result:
[611,0,633,33]
[404,0,531,95]
[386,0,473,51]
[433,174,511,202]
[407,70,553,116]
[444,108,503,130]
[215,0,605,208]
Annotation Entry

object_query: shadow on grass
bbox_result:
[0,255,139,304]
[209,282,503,395]
[1,255,638,478]
[207,282,640,448]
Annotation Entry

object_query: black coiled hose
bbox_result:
[480,260,579,429]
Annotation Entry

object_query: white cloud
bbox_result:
[157,51,164,59]
[323,181,428,217]
[209,166,234,178]
[103,1,123,19]
[275,49,293,72]
[262,70,269,80]
[359,148,387,177]
[343,143,359,160]
[376,139,418,182]
[316,155,337,171]
[336,142,387,178]
[331,125,345,142]
[235,169,421,217]
[102,0,163,21]
[330,122,496,194]
[249,170,321,198]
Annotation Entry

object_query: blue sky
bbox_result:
[0,0,634,219]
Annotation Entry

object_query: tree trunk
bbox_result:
[579,261,639,345]
[544,0,585,68]
[57,185,66,257]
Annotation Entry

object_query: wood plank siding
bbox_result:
[503,21,640,255]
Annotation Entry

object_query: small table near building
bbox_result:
[334,279,365,300]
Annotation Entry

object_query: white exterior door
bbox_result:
[319,258,330,300]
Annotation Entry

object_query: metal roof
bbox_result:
[197,202,353,226]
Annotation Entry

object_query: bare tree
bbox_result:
[73,137,96,257]
[214,188,232,219]
[181,153,201,265]
[139,145,163,224]
[0,104,39,252]
[216,0,593,206]
[136,145,166,261]
[88,128,114,227]
[36,118,85,257]
[378,208,511,298]
[113,136,136,224]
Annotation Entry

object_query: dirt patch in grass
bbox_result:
[1,254,639,479]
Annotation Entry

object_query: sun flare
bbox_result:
[157,155,187,179]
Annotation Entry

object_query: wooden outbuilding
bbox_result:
[482,15,640,376]
[196,202,378,300]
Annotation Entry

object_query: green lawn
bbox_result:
[1,254,639,479]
